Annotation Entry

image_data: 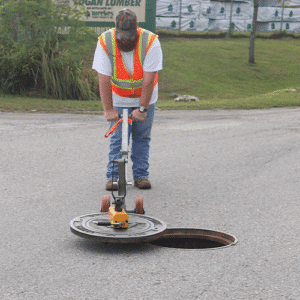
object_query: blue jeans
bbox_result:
[106,103,156,181]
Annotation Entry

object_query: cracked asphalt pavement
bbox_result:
[1,108,300,299]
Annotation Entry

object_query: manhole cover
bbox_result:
[149,228,238,249]
[70,213,167,243]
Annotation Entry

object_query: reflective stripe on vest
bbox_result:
[98,28,159,98]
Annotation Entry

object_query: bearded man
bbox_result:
[92,9,163,190]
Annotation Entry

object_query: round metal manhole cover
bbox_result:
[70,213,167,243]
[149,228,238,249]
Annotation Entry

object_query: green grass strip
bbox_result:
[1,37,300,113]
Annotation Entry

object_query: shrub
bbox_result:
[0,0,98,100]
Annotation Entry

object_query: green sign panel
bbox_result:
[78,0,156,32]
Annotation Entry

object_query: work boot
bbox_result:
[134,178,152,189]
[106,178,118,191]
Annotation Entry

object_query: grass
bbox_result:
[0,94,103,114]
[159,89,300,110]
[157,37,300,110]
[0,35,300,113]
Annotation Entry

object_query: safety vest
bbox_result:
[98,27,159,98]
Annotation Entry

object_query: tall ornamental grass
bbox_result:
[0,0,98,100]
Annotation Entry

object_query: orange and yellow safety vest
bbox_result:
[98,27,159,98]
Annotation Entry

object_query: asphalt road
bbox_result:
[1,108,300,299]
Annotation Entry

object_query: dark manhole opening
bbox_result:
[149,228,238,250]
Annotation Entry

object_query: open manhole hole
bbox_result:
[149,228,238,249]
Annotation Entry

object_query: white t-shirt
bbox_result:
[92,35,163,107]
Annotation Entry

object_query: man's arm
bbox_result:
[98,73,119,121]
[139,71,157,108]
[132,71,156,121]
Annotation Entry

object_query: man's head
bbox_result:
[116,9,138,52]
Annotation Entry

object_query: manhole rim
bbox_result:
[150,227,238,250]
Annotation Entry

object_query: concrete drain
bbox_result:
[149,228,238,249]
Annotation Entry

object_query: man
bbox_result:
[92,9,163,190]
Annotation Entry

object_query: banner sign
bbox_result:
[57,0,146,22]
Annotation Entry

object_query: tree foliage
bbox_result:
[0,0,98,99]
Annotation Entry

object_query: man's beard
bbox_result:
[116,32,139,52]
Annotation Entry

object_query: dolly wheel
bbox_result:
[101,196,110,212]
[135,196,145,214]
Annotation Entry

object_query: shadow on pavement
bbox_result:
[68,238,160,255]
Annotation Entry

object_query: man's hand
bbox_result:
[132,109,147,122]
[105,109,119,122]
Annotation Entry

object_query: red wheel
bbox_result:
[135,196,144,214]
[101,196,110,212]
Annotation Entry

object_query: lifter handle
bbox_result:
[104,118,132,138]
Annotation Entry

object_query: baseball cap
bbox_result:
[116,9,137,40]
